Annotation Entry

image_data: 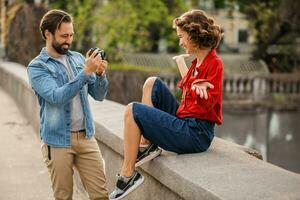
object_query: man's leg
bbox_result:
[73,132,108,200]
[41,143,74,200]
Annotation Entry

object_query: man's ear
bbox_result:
[44,30,52,40]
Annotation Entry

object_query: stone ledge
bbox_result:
[1,61,300,200]
[90,99,300,200]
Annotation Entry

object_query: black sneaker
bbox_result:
[135,144,162,167]
[109,170,144,200]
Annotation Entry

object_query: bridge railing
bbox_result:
[159,73,300,104]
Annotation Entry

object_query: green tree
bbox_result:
[49,0,100,53]
[235,0,300,72]
[164,0,188,53]
[95,0,187,60]
[191,0,300,72]
[50,0,187,61]
[93,0,138,61]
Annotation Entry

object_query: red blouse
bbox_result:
[176,49,223,125]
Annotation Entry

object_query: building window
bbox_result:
[238,29,248,43]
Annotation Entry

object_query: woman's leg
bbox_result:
[120,77,160,177]
[120,103,142,177]
[109,103,145,199]
[132,103,207,154]
[141,77,156,106]
[140,77,156,145]
[120,77,179,177]
[139,77,179,145]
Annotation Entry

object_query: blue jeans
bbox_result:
[132,78,215,154]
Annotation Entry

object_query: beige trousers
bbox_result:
[41,131,108,200]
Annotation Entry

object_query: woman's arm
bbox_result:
[172,54,189,78]
[191,59,223,109]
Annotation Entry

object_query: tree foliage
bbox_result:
[235,0,300,72]
[190,0,300,72]
[49,0,187,61]
[49,0,99,52]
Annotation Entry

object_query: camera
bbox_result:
[88,47,107,60]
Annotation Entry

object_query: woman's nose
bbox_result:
[179,41,183,47]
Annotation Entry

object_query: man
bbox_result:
[27,9,109,200]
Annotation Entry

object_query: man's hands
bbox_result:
[84,49,107,76]
[95,60,107,76]
[191,81,214,100]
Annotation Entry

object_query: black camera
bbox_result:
[88,47,107,60]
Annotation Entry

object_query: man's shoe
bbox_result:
[135,144,162,167]
[109,170,144,200]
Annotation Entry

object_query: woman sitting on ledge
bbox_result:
[110,9,224,200]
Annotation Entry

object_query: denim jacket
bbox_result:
[27,48,108,147]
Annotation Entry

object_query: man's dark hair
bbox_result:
[40,9,72,40]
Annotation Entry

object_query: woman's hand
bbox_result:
[172,54,190,63]
[191,82,214,100]
[172,54,190,78]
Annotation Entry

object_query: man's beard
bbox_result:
[52,38,71,55]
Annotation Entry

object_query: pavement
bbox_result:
[0,88,83,200]
[0,88,52,199]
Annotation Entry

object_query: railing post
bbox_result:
[253,75,266,102]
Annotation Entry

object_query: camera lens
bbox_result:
[88,48,107,60]
[88,48,97,57]
[99,50,107,60]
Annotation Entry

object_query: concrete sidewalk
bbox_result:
[0,88,84,200]
[0,88,53,199]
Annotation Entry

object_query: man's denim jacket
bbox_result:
[27,48,108,147]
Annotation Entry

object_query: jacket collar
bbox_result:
[39,47,72,62]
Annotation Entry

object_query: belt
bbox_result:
[71,129,86,133]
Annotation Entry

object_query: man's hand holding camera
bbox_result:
[95,59,107,76]
[84,48,107,76]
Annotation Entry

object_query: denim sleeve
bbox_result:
[27,62,90,106]
[87,73,109,101]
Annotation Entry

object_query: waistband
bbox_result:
[71,129,86,134]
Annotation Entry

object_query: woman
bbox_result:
[109,9,223,200]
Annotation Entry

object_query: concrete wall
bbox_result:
[1,61,300,200]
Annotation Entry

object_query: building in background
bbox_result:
[186,0,256,54]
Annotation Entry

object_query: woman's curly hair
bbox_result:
[173,9,223,49]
